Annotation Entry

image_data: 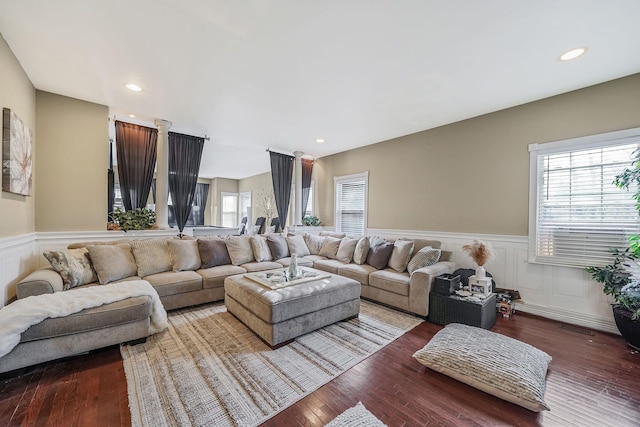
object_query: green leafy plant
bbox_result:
[302,215,320,226]
[109,207,156,232]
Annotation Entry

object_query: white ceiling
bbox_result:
[1,1,640,179]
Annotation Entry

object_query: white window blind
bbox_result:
[529,129,640,267]
[221,192,238,227]
[335,172,368,235]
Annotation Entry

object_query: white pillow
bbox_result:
[250,235,272,262]
[304,233,326,255]
[336,237,358,263]
[407,246,442,274]
[287,234,311,257]
[353,236,370,265]
[388,239,414,273]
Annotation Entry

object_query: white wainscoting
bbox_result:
[368,228,618,335]
[1,228,619,334]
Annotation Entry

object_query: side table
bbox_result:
[428,291,496,329]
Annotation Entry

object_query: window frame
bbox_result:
[334,171,369,235]
[528,127,640,268]
[221,191,239,228]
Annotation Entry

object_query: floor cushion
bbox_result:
[412,323,552,412]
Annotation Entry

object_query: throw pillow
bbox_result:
[287,234,311,257]
[303,233,326,255]
[43,248,98,290]
[266,234,290,260]
[130,238,173,277]
[250,235,273,262]
[353,236,370,265]
[336,237,358,263]
[198,238,232,268]
[407,246,442,274]
[388,239,415,273]
[87,243,138,285]
[366,237,394,270]
[318,236,342,259]
[167,239,201,271]
[412,323,552,412]
[224,236,255,265]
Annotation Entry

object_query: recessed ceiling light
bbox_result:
[125,83,143,92]
[316,138,325,144]
[560,47,587,61]
[128,114,136,118]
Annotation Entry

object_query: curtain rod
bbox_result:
[110,116,210,141]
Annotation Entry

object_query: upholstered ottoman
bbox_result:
[224,268,361,347]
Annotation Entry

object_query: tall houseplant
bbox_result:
[586,150,640,349]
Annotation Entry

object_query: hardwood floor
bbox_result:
[1,310,639,426]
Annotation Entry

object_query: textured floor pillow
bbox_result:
[412,323,552,412]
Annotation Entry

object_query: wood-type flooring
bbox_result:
[1,309,639,426]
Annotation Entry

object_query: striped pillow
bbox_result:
[130,238,173,277]
[407,246,441,274]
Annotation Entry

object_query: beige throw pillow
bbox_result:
[130,238,173,277]
[287,234,311,257]
[407,246,442,274]
[250,235,273,262]
[336,237,358,263]
[388,239,415,273]
[87,243,138,285]
[43,248,98,290]
[167,239,201,271]
[303,233,326,255]
[225,236,255,265]
[318,236,341,259]
[353,236,370,265]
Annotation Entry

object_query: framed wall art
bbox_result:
[2,107,33,196]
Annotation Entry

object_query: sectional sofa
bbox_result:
[0,232,455,373]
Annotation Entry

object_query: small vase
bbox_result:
[475,265,486,279]
[288,253,298,278]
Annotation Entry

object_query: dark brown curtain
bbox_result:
[115,121,158,210]
[301,158,313,219]
[269,151,294,230]
[168,132,205,233]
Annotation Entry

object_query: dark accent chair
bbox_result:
[239,216,248,234]
[270,217,280,233]
[255,217,266,234]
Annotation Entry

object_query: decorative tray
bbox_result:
[244,266,331,290]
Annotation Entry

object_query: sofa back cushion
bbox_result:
[353,236,370,265]
[287,234,311,257]
[336,237,358,263]
[366,237,394,270]
[407,246,442,274]
[87,243,138,285]
[167,239,201,271]
[198,238,232,268]
[250,235,273,262]
[303,233,326,255]
[388,239,415,273]
[319,231,346,239]
[413,239,442,252]
[318,236,341,259]
[266,234,290,260]
[43,248,98,290]
[130,239,173,278]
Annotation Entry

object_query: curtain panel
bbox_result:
[115,121,158,211]
[301,158,313,219]
[269,151,294,230]
[191,183,209,226]
[168,132,205,233]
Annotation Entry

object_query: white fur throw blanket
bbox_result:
[0,280,167,359]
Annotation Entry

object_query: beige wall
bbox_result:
[35,91,108,231]
[0,34,36,238]
[239,171,276,225]
[317,73,640,236]
[209,177,239,225]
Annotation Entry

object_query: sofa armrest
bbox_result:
[16,267,64,299]
[408,261,457,316]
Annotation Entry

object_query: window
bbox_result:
[335,172,368,235]
[221,192,238,227]
[305,182,314,217]
[529,128,640,267]
[239,191,251,223]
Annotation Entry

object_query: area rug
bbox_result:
[121,300,421,427]
[326,402,387,427]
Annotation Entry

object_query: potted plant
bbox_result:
[586,150,640,350]
[109,207,156,232]
[302,215,321,226]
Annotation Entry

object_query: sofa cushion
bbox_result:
[313,259,349,274]
[413,239,442,251]
[336,237,358,263]
[353,236,370,265]
[197,265,246,289]
[250,235,273,262]
[198,238,232,268]
[303,233,326,255]
[167,239,201,272]
[130,239,173,278]
[266,234,290,259]
[407,246,442,274]
[144,270,203,297]
[287,234,311,257]
[87,243,138,285]
[338,263,377,285]
[241,261,283,272]
[67,239,128,249]
[388,239,415,273]
[226,236,255,266]
[43,248,98,290]
[303,255,328,263]
[366,237,394,270]
[412,324,552,412]
[369,269,410,296]
[319,231,346,239]
[319,236,341,259]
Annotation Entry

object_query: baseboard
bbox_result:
[516,302,619,335]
